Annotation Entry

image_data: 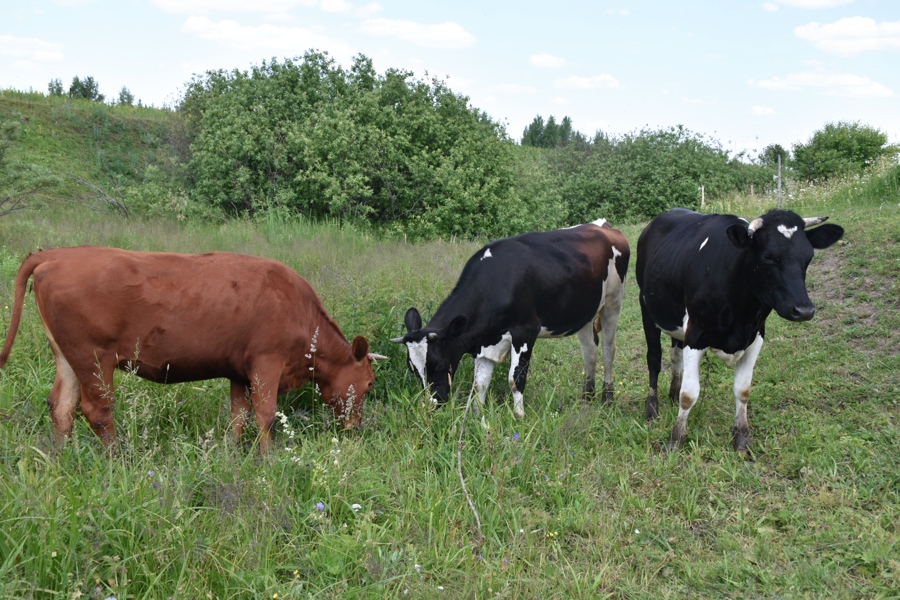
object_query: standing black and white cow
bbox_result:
[636,208,843,451]
[391,219,630,419]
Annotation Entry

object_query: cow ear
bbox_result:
[445,315,468,340]
[351,336,370,362]
[404,307,423,333]
[806,224,844,249]
[726,223,751,249]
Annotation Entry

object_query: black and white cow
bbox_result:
[636,208,844,451]
[391,219,630,419]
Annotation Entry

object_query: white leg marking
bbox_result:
[406,338,428,389]
[673,345,705,442]
[733,334,764,433]
[477,332,512,363]
[473,356,496,410]
[42,325,81,438]
[508,342,528,420]
[598,252,625,390]
[576,322,598,385]
[670,343,683,386]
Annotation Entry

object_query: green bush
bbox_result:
[791,121,892,182]
[180,52,521,239]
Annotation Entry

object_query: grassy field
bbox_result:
[0,164,898,598]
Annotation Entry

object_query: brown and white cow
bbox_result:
[0,246,383,453]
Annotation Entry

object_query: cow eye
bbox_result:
[762,253,777,264]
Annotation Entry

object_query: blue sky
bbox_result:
[2,0,898,156]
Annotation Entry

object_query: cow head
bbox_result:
[390,307,467,404]
[318,335,377,429]
[726,209,843,322]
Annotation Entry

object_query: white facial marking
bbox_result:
[481,248,493,260]
[406,338,428,388]
[699,237,709,251]
[777,224,797,239]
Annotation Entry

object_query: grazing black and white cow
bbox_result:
[391,219,630,419]
[636,208,843,451]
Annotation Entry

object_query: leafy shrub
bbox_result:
[792,121,892,182]
[180,52,521,239]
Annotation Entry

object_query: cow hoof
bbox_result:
[513,408,525,420]
[733,429,752,453]
[662,439,683,453]
[601,383,614,405]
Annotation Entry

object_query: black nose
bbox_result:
[791,304,815,321]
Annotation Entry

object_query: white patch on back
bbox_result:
[777,224,797,239]
[481,248,493,260]
[699,237,709,251]
[405,338,429,388]
[591,218,608,228]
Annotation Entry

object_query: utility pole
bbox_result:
[777,153,782,209]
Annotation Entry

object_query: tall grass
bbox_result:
[0,165,898,598]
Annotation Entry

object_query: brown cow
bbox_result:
[0,246,383,453]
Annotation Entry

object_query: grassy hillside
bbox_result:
[0,140,898,595]
[1,89,184,210]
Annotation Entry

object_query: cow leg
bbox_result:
[668,340,684,403]
[507,331,538,420]
[666,346,705,451]
[732,334,764,452]
[230,380,252,441]
[78,357,117,447]
[597,273,625,403]
[640,295,663,421]
[248,360,285,454]
[45,345,82,444]
[472,356,496,413]
[576,321,599,400]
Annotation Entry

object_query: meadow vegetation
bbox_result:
[1,63,898,597]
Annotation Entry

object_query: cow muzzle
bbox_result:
[790,304,815,322]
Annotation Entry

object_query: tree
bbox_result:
[118,86,135,106]
[759,143,788,168]
[48,78,64,96]
[69,76,105,102]
[791,121,891,182]
[521,114,577,148]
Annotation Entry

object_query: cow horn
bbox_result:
[368,352,389,362]
[747,217,764,237]
[389,336,405,343]
[803,216,829,228]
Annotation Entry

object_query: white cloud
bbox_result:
[153,0,306,13]
[795,17,900,55]
[762,2,780,11]
[530,53,567,68]
[0,35,64,63]
[493,83,539,95]
[770,0,853,7]
[359,18,476,49]
[605,8,629,17]
[320,0,352,14]
[554,74,621,90]
[750,70,894,98]
[354,2,381,18]
[751,105,777,115]
[181,16,355,61]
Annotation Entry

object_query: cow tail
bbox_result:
[0,252,41,371]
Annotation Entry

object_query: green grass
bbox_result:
[0,164,898,598]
